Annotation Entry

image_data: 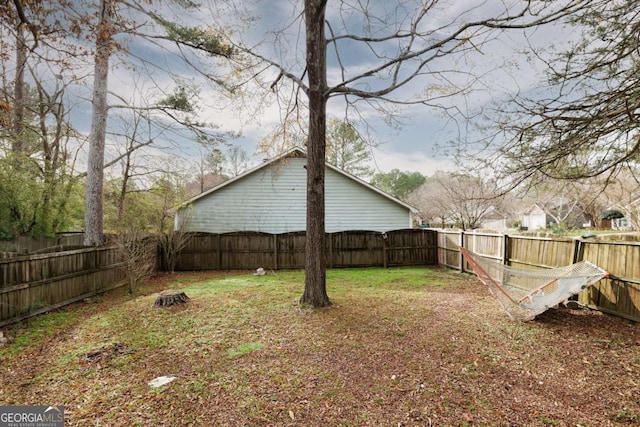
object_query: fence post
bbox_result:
[382,232,388,269]
[572,238,584,264]
[328,233,333,269]
[459,230,464,273]
[503,234,510,266]
[273,234,278,271]
[216,234,222,270]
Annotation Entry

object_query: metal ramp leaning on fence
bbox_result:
[459,247,609,321]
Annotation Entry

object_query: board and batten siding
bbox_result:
[177,157,412,233]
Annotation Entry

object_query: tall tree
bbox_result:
[84,0,115,245]
[81,2,235,245]
[225,145,250,177]
[12,22,26,152]
[300,0,330,306]
[0,1,87,237]
[256,117,307,159]
[1,0,74,153]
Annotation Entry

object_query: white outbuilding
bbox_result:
[175,147,416,233]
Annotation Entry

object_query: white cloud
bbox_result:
[371,147,458,176]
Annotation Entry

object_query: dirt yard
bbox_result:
[1,267,639,426]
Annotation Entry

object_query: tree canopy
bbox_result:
[326,119,373,179]
[370,169,426,201]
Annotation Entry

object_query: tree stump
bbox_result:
[154,290,189,307]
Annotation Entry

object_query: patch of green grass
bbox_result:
[328,267,433,290]
[226,340,265,357]
[612,408,640,422]
[539,416,558,426]
[189,379,206,393]
[1,311,77,357]
[502,322,538,342]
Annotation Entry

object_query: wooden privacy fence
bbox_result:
[437,229,640,322]
[0,245,127,327]
[174,229,438,271]
[2,229,639,326]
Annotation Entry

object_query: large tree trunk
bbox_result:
[84,0,113,246]
[300,0,331,307]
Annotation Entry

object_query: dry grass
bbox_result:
[1,267,639,427]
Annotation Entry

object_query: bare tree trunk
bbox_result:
[84,0,113,246]
[12,24,26,152]
[300,0,330,307]
[117,139,133,222]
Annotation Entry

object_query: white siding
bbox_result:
[177,157,412,233]
[522,213,546,229]
[325,169,411,232]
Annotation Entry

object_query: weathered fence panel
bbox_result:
[221,232,275,270]
[462,231,504,262]
[330,231,384,268]
[174,233,220,270]
[276,232,306,269]
[385,229,437,267]
[0,246,126,327]
[437,229,463,269]
[175,229,439,271]
[508,236,576,269]
[579,241,640,321]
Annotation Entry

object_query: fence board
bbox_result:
[330,231,384,268]
[273,232,304,269]
[0,233,85,253]
[436,230,462,269]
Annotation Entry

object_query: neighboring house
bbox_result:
[479,207,511,232]
[175,147,417,233]
[520,204,547,230]
[520,201,588,230]
[605,193,639,230]
[544,197,589,229]
[611,217,632,230]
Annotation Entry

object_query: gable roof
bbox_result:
[521,203,546,215]
[180,146,417,213]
